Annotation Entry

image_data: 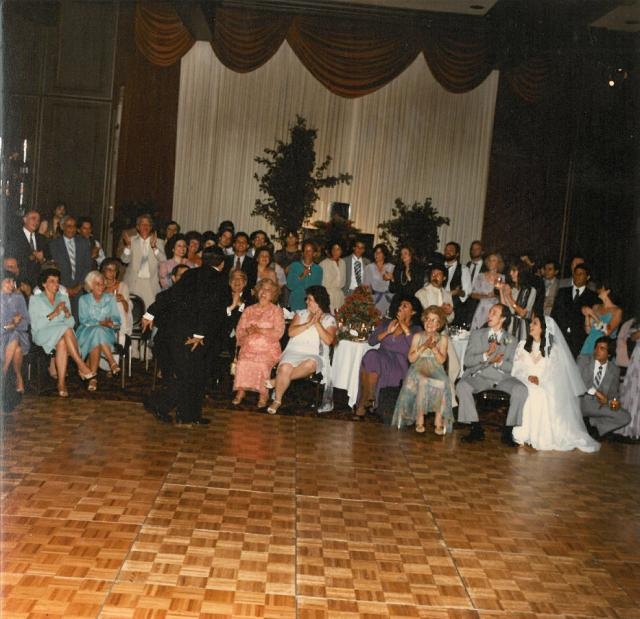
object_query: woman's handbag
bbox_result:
[230,347,238,376]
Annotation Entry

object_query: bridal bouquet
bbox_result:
[335,285,381,341]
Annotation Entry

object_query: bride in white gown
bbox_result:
[512,314,600,452]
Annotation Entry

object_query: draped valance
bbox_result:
[134,1,550,102]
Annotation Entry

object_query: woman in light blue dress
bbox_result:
[1,271,30,393]
[76,271,121,391]
[579,285,622,356]
[29,268,95,397]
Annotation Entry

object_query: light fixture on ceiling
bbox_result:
[607,67,628,88]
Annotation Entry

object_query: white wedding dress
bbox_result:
[512,318,600,453]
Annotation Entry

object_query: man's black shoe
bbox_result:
[175,416,211,426]
[461,425,485,443]
[500,426,518,447]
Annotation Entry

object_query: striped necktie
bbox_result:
[594,363,603,388]
[67,238,76,279]
[354,260,362,285]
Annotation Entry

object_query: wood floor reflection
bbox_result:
[2,395,639,618]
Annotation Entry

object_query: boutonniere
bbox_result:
[502,334,512,345]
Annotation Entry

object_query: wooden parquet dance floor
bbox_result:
[2,394,640,618]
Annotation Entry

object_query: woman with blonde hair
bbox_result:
[76,270,121,391]
[232,279,285,408]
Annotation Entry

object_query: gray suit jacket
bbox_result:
[461,327,519,383]
[49,235,93,289]
[342,254,371,295]
[577,355,620,400]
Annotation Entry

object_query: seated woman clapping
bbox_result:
[267,285,337,414]
[1,271,30,394]
[354,294,421,417]
[232,279,285,408]
[28,268,95,397]
[75,271,121,391]
[391,305,453,435]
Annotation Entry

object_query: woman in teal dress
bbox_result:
[29,268,95,397]
[76,271,121,391]
[579,284,622,356]
[392,305,452,435]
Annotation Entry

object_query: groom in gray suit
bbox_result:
[456,303,528,445]
[578,337,630,437]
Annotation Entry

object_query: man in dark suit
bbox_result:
[551,262,600,357]
[578,337,630,437]
[224,231,256,289]
[143,252,229,425]
[455,303,528,445]
[5,208,50,287]
[49,215,92,319]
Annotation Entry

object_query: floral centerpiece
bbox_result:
[335,285,381,341]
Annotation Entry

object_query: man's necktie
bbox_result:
[30,233,36,252]
[67,240,76,280]
[471,263,477,281]
[354,260,362,286]
[594,363,603,388]
[235,256,241,270]
[573,287,579,300]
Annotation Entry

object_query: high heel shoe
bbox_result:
[232,391,245,406]
[267,399,281,415]
[58,386,69,398]
[79,371,97,381]
[110,363,121,376]
[434,425,446,436]
[87,378,98,392]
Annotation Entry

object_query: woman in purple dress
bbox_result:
[1,271,30,393]
[354,294,421,417]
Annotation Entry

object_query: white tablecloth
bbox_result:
[451,334,469,378]
[330,339,379,408]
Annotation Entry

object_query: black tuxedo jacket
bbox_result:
[5,228,50,286]
[551,286,600,357]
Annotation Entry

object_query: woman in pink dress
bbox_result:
[232,278,285,408]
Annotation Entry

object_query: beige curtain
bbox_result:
[173,41,498,252]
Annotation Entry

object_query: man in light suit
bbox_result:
[342,239,370,297]
[49,215,92,319]
[456,303,528,445]
[120,214,166,310]
[578,337,630,437]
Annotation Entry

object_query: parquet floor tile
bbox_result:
[119,525,294,592]
[1,394,639,617]
[145,483,296,537]
[1,515,139,580]
[1,574,111,618]
[296,463,425,503]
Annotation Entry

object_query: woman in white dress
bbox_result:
[267,285,337,414]
[363,243,395,318]
[511,313,600,452]
[320,241,346,312]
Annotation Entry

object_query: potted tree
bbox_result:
[252,115,352,242]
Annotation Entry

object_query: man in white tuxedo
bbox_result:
[456,303,527,445]
[120,214,166,310]
[578,337,630,437]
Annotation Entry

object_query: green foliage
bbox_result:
[310,214,361,252]
[378,197,450,265]
[252,115,352,241]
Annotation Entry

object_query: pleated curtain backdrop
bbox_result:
[172,41,499,252]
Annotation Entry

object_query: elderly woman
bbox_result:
[354,294,422,417]
[76,271,121,391]
[392,305,452,435]
[232,279,285,408]
[100,258,132,341]
[320,241,346,313]
[28,268,95,397]
[364,243,395,317]
[1,271,30,393]
[267,285,337,414]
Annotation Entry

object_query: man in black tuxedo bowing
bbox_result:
[143,251,229,425]
[551,263,599,357]
[224,232,257,289]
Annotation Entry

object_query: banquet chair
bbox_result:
[127,294,150,376]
